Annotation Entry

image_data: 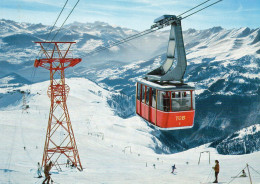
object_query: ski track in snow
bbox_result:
[0,78,260,184]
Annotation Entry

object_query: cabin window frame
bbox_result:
[151,88,156,108]
[171,90,192,111]
[137,83,141,100]
[157,90,171,112]
[141,85,145,103]
[145,87,150,106]
[191,90,195,110]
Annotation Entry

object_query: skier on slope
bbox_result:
[171,164,176,173]
[240,170,247,177]
[212,160,220,183]
[66,159,70,167]
[37,162,42,178]
[42,161,52,184]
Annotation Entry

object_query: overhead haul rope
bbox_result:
[31,0,70,87]
[46,0,80,45]
[37,0,81,60]
[31,0,80,86]
[31,0,222,86]
[26,0,80,171]
[44,0,69,43]
[80,29,157,57]
[177,0,212,17]
[36,0,69,59]
[79,0,223,58]
[181,0,223,20]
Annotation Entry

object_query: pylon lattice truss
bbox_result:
[34,42,83,171]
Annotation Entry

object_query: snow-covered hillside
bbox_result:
[1,78,260,184]
[0,19,259,154]
[211,124,260,155]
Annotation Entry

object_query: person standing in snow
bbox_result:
[66,159,70,167]
[42,161,52,184]
[37,162,42,178]
[212,160,220,183]
[171,164,176,173]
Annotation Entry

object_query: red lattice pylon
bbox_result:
[34,42,83,171]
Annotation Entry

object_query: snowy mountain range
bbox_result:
[210,124,260,155]
[0,19,259,155]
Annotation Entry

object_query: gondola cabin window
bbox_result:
[146,87,150,105]
[151,88,156,108]
[141,85,145,103]
[171,91,192,111]
[137,83,141,100]
[157,91,170,111]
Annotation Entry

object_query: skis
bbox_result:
[231,176,247,178]
[34,176,43,178]
[200,182,226,184]
[34,178,59,184]
[200,181,227,184]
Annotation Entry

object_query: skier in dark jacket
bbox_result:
[171,164,176,173]
[42,161,52,184]
[37,162,42,178]
[212,160,220,183]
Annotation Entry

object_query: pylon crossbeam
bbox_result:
[35,42,83,171]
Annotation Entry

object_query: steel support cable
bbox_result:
[180,0,223,20]
[85,29,156,56]
[103,0,222,54]
[31,0,70,93]
[79,28,154,56]
[45,0,69,42]
[203,168,213,183]
[98,28,153,50]
[227,166,247,184]
[47,0,80,44]
[31,0,80,85]
[36,0,69,59]
[38,0,80,59]
[79,0,223,57]
[32,0,80,89]
[81,29,157,57]
[88,0,214,54]
[249,165,260,176]
[177,0,211,17]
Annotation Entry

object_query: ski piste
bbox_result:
[1,0,260,184]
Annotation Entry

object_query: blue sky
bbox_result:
[0,0,259,30]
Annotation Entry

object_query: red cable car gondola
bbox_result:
[136,15,195,130]
[136,79,195,130]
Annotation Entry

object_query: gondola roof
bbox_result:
[137,78,195,91]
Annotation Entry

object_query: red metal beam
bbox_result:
[35,41,83,172]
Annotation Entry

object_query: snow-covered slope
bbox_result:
[0,19,259,154]
[1,78,260,184]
